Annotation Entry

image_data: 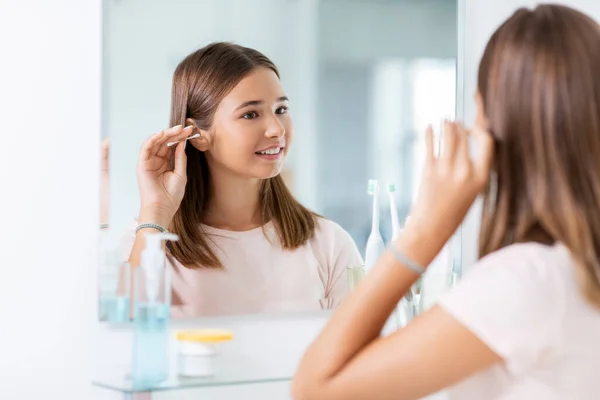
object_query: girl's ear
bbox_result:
[185,118,210,152]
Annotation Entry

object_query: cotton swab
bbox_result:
[167,133,200,147]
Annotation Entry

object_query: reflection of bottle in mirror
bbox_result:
[131,232,179,386]
[98,229,130,322]
[364,180,385,273]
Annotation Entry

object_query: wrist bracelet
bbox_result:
[135,223,168,234]
[388,244,426,275]
[100,224,109,230]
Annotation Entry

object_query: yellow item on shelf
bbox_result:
[176,329,234,343]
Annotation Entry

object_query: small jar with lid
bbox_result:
[175,329,234,377]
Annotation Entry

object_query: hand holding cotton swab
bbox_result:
[167,133,200,147]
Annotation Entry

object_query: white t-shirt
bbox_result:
[439,242,600,400]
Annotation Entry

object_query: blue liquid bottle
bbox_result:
[131,232,179,387]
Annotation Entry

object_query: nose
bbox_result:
[265,113,285,139]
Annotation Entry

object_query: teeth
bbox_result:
[258,147,281,155]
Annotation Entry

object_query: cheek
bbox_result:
[213,122,257,160]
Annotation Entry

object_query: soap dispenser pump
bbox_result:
[132,231,179,386]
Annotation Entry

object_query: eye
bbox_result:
[242,111,258,120]
[276,106,288,115]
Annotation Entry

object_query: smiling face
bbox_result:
[191,67,293,180]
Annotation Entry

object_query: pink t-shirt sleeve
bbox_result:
[438,243,565,375]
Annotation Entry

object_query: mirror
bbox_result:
[99,0,459,321]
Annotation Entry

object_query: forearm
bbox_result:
[294,227,447,391]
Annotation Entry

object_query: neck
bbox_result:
[203,165,264,231]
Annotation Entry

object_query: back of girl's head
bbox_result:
[478,4,600,306]
[167,42,316,269]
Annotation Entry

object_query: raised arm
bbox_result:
[292,121,495,400]
[128,125,192,267]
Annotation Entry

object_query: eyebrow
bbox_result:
[235,96,289,111]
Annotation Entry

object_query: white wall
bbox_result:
[0,1,100,399]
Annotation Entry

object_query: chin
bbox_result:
[259,168,283,180]
[246,165,284,180]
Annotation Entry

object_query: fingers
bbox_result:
[430,120,470,166]
[425,125,435,164]
[140,131,166,161]
[173,137,188,179]
[157,126,194,158]
[139,125,195,180]
[155,125,184,149]
[140,125,192,161]
[440,120,458,163]
[455,123,470,163]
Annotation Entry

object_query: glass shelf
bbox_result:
[93,354,294,394]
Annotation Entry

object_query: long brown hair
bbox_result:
[478,4,600,306]
[167,42,317,269]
